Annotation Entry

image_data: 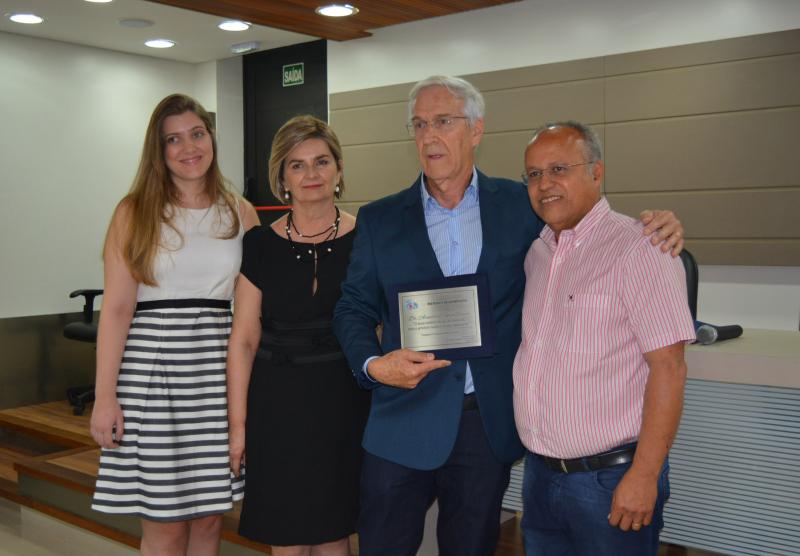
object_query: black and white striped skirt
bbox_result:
[92,299,244,521]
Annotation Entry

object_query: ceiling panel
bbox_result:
[148,0,520,41]
[0,0,519,62]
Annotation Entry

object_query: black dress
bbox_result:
[238,225,370,547]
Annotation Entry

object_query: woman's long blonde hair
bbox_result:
[121,94,240,285]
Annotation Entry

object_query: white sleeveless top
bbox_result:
[137,202,244,302]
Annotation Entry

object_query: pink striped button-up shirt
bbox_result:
[513,198,695,459]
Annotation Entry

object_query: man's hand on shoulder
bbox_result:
[367,349,451,389]
[639,209,684,257]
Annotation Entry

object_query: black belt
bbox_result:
[260,330,340,349]
[257,318,343,365]
[136,298,230,310]
[263,318,333,332]
[538,443,637,473]
[256,348,345,365]
[462,393,479,412]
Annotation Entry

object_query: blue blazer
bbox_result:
[334,171,543,470]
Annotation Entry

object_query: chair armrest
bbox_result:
[69,289,104,323]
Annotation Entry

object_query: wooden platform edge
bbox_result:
[0,487,139,549]
[0,476,21,500]
[0,413,92,448]
[15,459,96,495]
[12,458,272,554]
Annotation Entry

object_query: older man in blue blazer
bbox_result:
[333,75,683,556]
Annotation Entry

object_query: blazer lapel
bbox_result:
[476,171,501,274]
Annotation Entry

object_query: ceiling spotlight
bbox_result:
[84,0,114,3]
[218,20,250,31]
[8,13,44,24]
[315,4,359,17]
[118,18,154,28]
[145,39,176,49]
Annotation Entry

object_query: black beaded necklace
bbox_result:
[285,206,341,262]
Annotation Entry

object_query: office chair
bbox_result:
[63,289,102,415]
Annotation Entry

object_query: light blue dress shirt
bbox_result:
[363,169,483,394]
[420,169,482,394]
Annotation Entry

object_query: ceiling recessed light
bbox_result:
[315,4,359,17]
[218,20,250,32]
[145,39,176,49]
[8,13,44,24]
[84,0,114,3]
[119,18,154,28]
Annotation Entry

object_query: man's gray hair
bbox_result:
[408,75,485,125]
[529,120,603,162]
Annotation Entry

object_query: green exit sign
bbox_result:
[283,63,304,87]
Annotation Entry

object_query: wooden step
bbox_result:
[0,476,19,499]
[0,400,94,447]
[0,414,81,495]
[0,445,27,482]
[0,402,270,553]
[14,448,270,553]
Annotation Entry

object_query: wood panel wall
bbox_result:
[329,29,800,266]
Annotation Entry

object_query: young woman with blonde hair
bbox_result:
[91,94,259,555]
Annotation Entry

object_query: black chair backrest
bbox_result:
[679,249,698,322]
[63,289,103,343]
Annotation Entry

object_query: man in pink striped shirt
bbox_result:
[512,121,696,555]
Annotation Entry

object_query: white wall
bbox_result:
[216,56,245,195]
[194,61,218,112]
[327,0,800,331]
[0,32,217,318]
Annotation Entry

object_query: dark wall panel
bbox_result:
[0,313,94,410]
[243,40,327,221]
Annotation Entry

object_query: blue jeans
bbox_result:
[521,451,670,556]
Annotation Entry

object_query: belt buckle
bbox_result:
[560,459,568,473]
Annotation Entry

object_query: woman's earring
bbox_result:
[335,185,340,193]
[284,190,290,200]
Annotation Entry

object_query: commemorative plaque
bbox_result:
[388,273,494,360]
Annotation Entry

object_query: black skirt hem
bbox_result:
[238,525,356,547]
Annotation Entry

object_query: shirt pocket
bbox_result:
[566,293,614,354]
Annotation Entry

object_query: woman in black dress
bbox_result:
[227,115,370,555]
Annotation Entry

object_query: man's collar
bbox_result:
[420,167,479,209]
[540,197,610,247]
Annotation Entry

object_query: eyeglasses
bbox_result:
[521,161,595,185]
[406,116,469,136]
